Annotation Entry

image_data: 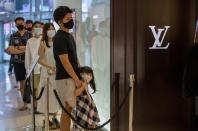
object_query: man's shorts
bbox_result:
[34,74,40,89]
[56,78,76,108]
[13,62,26,81]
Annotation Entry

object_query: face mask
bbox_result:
[47,30,56,38]
[63,19,74,29]
[82,75,92,83]
[26,27,32,31]
[17,25,24,31]
[34,28,42,36]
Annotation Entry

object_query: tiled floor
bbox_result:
[0,63,60,131]
[0,62,109,131]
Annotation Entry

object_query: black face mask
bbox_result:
[26,27,32,31]
[17,25,24,31]
[63,19,74,29]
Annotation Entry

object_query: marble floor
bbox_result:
[0,62,60,131]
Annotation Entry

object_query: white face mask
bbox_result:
[47,30,56,38]
[82,75,92,83]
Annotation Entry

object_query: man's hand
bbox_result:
[17,46,26,51]
[82,81,88,89]
[75,80,86,96]
[75,78,82,89]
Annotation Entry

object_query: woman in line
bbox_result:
[37,23,60,129]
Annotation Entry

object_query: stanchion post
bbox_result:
[32,69,36,131]
[23,56,40,131]
[129,74,135,131]
[45,78,50,131]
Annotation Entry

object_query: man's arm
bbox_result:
[59,54,82,88]
[77,57,81,68]
[17,46,26,51]
[8,46,25,54]
[8,35,24,54]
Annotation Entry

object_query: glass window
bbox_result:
[3,22,15,61]
[41,0,53,11]
[15,0,30,12]
[76,0,111,130]
[32,0,35,12]
[0,0,15,12]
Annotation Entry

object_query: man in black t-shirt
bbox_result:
[53,6,82,130]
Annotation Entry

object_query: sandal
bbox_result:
[43,120,57,130]
[52,118,60,128]
[19,106,28,111]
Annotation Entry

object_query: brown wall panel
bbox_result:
[111,0,136,130]
[134,0,195,130]
[111,0,195,131]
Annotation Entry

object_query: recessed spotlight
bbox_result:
[93,15,98,19]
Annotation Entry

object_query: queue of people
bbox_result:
[6,6,101,131]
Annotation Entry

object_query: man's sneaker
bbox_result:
[43,120,57,129]
[8,71,12,75]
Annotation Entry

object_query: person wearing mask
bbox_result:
[25,21,42,113]
[6,45,17,88]
[37,23,60,129]
[6,41,18,88]
[76,21,86,66]
[91,21,110,90]
[7,55,14,75]
[25,20,33,32]
[72,66,100,131]
[6,46,14,74]
[8,17,33,111]
[88,24,98,48]
[53,6,82,131]
[91,21,110,116]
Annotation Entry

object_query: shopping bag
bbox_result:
[23,78,31,104]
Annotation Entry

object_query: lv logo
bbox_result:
[149,26,170,49]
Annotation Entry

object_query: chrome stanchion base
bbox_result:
[23,126,43,131]
[23,125,32,131]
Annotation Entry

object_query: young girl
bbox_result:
[37,23,60,129]
[72,66,100,131]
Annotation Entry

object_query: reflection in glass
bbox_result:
[76,0,110,130]
[194,20,198,44]
[0,0,15,12]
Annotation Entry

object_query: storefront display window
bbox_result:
[77,0,110,130]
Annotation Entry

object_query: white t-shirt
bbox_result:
[25,37,41,74]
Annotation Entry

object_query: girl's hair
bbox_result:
[42,23,55,48]
[80,66,96,94]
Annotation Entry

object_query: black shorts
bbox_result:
[13,62,26,81]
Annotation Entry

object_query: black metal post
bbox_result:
[32,69,36,131]
[115,73,120,131]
